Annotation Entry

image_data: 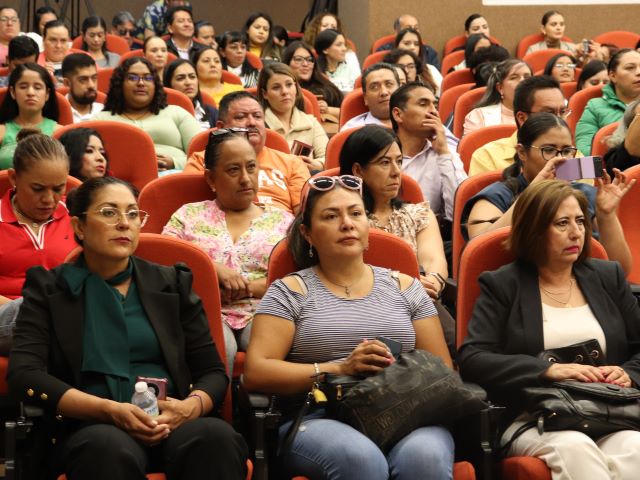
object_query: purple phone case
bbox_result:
[555,156,602,181]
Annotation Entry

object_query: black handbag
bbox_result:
[537,338,605,367]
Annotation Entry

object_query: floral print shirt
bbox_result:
[368,202,432,252]
[162,200,294,329]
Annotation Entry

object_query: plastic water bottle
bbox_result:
[131,381,159,417]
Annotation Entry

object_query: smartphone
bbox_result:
[136,376,168,400]
[582,39,590,54]
[555,156,603,182]
[376,336,402,359]
[292,140,312,157]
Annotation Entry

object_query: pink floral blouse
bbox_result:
[162,200,294,329]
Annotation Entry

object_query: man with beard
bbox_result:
[61,54,104,123]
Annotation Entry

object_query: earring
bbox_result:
[308,244,314,258]
[364,244,369,251]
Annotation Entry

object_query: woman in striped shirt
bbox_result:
[245,175,454,480]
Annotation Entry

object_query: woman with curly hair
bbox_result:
[93,57,200,173]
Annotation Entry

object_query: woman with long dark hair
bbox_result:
[80,15,120,68]
[59,127,109,181]
[218,31,260,88]
[242,12,280,61]
[314,29,359,93]
[394,28,443,96]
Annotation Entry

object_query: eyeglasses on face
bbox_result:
[0,16,19,24]
[292,55,315,65]
[126,73,155,83]
[300,175,363,214]
[555,63,576,70]
[117,28,136,36]
[85,207,149,227]
[521,108,572,119]
[527,145,578,161]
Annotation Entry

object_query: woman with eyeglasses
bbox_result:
[8,176,249,479]
[163,130,293,375]
[257,63,328,172]
[462,113,632,272]
[283,41,343,120]
[382,49,438,94]
[80,15,120,68]
[193,47,243,107]
[218,31,260,89]
[576,49,640,155]
[93,57,200,173]
[543,53,578,84]
[244,173,454,480]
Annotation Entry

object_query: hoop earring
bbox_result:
[308,244,314,258]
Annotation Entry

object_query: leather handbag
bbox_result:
[537,338,605,367]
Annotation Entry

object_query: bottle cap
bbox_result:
[134,381,148,393]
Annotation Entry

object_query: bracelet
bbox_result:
[187,393,204,417]
[313,362,321,376]
[427,272,446,291]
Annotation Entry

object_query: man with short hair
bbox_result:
[341,63,400,131]
[111,11,138,50]
[0,6,19,66]
[62,54,104,123]
[195,21,216,48]
[469,76,570,175]
[0,36,38,87]
[376,14,440,71]
[138,0,189,38]
[184,91,310,213]
[391,83,467,222]
[165,6,203,60]
[39,20,69,85]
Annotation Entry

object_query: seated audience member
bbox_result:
[464,14,491,39]
[0,36,39,87]
[341,63,400,131]
[194,20,216,48]
[394,29,443,96]
[459,179,640,479]
[93,57,200,173]
[526,10,577,56]
[242,12,280,61]
[0,6,19,66]
[383,49,438,95]
[391,83,467,223]
[314,29,360,94]
[462,113,632,272]
[303,13,359,72]
[392,64,408,85]
[604,99,640,174]
[466,45,511,88]
[272,25,288,49]
[244,174,454,480]
[25,6,56,51]
[469,75,568,175]
[163,131,293,373]
[0,63,60,169]
[576,49,640,155]
[164,58,218,129]
[59,127,109,181]
[81,16,120,68]
[464,59,532,136]
[218,31,259,88]
[184,91,310,214]
[62,54,104,123]
[143,36,170,80]
[138,0,189,38]
[577,60,609,91]
[257,63,328,171]
[339,125,456,351]
[165,6,203,60]
[451,34,492,73]
[8,176,248,480]
[543,53,578,84]
[376,14,441,71]
[39,20,70,85]
[111,11,138,50]
[283,41,343,119]
[194,47,243,106]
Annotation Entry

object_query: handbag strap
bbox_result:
[279,391,313,456]
[497,419,538,457]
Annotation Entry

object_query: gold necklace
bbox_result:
[317,266,365,298]
[12,197,45,229]
[540,279,574,308]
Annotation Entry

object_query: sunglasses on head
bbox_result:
[299,175,363,214]
[208,127,250,143]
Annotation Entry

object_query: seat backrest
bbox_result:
[97,67,114,93]
[591,122,619,158]
[301,88,322,122]
[443,34,502,57]
[618,164,640,283]
[457,124,517,173]
[324,126,362,170]
[362,51,387,71]
[0,66,8,76]
[187,127,290,158]
[164,87,195,115]
[456,227,607,347]
[371,34,396,53]
[200,91,217,109]
[221,70,242,85]
[516,33,573,58]
[441,69,475,93]
[138,173,214,233]
[0,170,81,196]
[56,86,107,105]
[53,121,158,191]
[441,50,465,75]
[521,48,574,73]
[560,81,577,101]
[267,229,420,285]
[566,84,604,134]
[338,88,368,128]
[438,83,474,122]
[593,31,640,49]
[119,49,179,65]
[245,51,263,70]
[71,34,130,55]
[453,86,486,139]
[451,171,503,279]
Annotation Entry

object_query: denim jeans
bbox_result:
[279,409,454,480]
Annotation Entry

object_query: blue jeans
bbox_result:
[279,409,454,480]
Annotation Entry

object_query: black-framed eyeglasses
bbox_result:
[527,145,578,161]
[292,55,315,65]
[126,74,155,83]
